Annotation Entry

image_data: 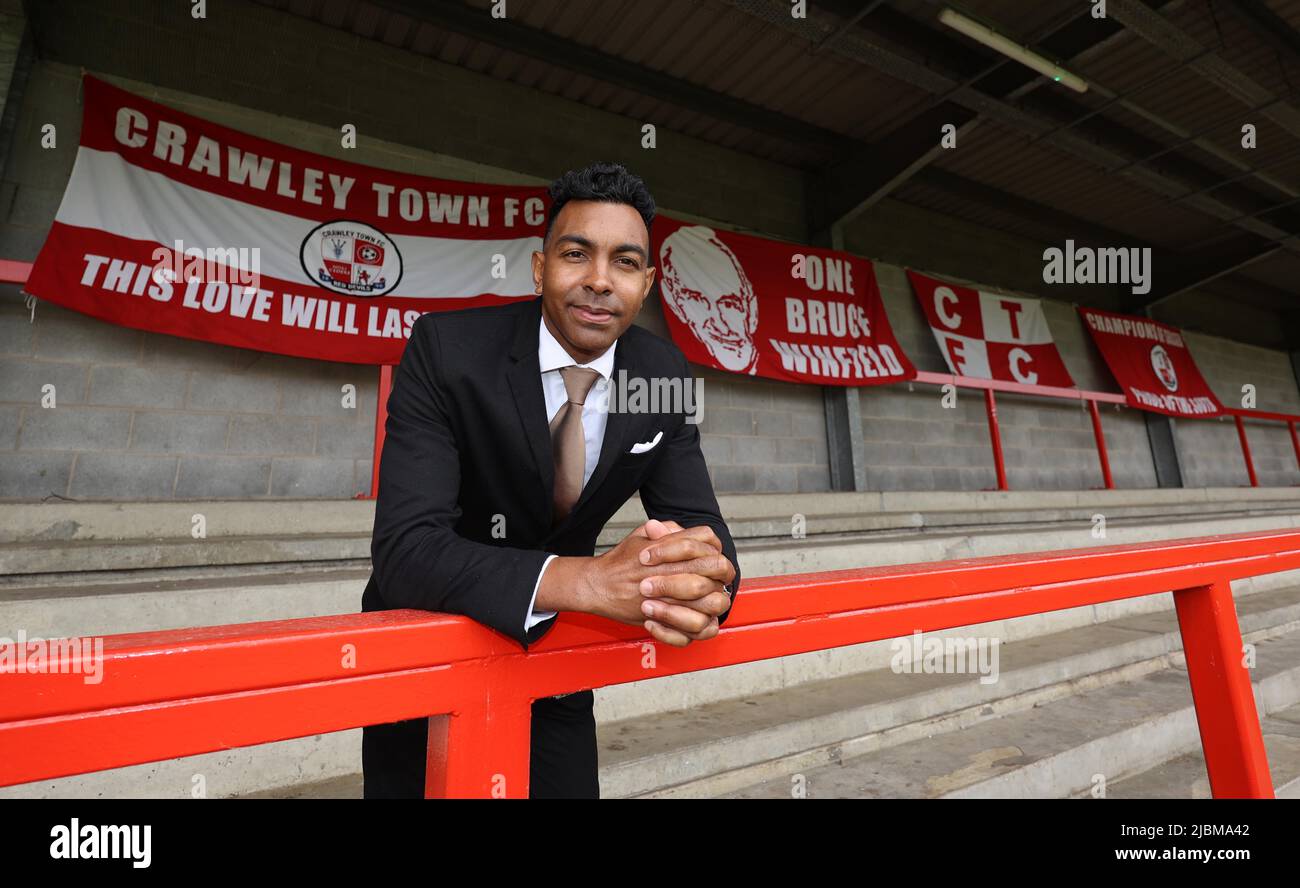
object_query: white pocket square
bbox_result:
[628,430,663,454]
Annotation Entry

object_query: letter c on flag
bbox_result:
[1008,347,1038,385]
[934,287,961,329]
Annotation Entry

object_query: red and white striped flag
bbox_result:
[26,75,548,364]
[906,269,1075,388]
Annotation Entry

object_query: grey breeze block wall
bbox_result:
[0,0,1296,501]
[858,263,1158,493]
[1174,332,1300,489]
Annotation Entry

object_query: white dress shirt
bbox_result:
[524,313,618,632]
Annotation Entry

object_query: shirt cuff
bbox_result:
[525,554,560,632]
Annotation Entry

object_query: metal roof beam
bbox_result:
[368,0,859,155]
[810,104,979,235]
[1105,0,1300,141]
[727,0,1300,253]
[1218,0,1300,66]
[1125,237,1285,311]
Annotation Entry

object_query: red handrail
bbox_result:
[2,528,1297,798]
[0,259,33,283]
[911,370,1300,491]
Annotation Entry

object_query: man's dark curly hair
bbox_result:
[543,161,656,249]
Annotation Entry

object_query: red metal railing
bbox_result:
[916,370,1125,492]
[2,528,1297,798]
[911,370,1300,492]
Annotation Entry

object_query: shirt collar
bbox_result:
[538,311,617,381]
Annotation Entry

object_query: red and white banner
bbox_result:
[1078,307,1224,417]
[906,270,1075,388]
[651,217,915,386]
[25,75,549,364]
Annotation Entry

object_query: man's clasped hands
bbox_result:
[584,518,736,648]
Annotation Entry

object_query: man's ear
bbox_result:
[643,265,656,299]
[531,250,545,293]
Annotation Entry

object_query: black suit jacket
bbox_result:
[361,295,740,649]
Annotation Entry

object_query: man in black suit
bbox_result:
[362,161,740,798]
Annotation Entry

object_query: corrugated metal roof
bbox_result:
[252,0,1300,324]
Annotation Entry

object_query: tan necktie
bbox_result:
[550,366,602,524]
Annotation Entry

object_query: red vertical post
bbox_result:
[425,695,533,798]
[369,363,394,499]
[1087,399,1114,490]
[1289,420,1300,476]
[1172,580,1273,798]
[984,388,1008,491]
[1233,414,1259,488]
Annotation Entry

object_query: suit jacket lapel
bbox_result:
[506,297,555,526]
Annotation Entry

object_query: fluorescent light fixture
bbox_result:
[938,7,1088,93]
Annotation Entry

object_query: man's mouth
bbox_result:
[571,304,616,325]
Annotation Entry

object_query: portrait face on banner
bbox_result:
[658,225,759,375]
[650,216,916,387]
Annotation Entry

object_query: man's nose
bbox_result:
[583,259,614,294]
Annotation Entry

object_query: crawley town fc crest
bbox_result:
[1150,343,1179,392]
[300,220,403,297]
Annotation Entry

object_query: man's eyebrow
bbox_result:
[555,234,647,261]
[614,243,647,260]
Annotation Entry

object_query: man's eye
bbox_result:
[617,257,638,267]
[564,250,585,259]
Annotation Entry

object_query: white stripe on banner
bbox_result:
[976,291,1054,345]
[55,147,541,300]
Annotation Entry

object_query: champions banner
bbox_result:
[1078,307,1224,417]
[25,76,549,364]
[906,270,1075,388]
[651,217,915,386]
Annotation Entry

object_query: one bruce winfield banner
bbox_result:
[1077,306,1225,417]
[25,75,550,364]
[906,269,1075,388]
[651,217,916,386]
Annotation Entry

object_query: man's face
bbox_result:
[533,200,655,364]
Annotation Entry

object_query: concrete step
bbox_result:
[0,563,371,639]
[6,507,1300,731]
[712,625,1300,799]
[596,582,1300,798]
[1098,701,1300,799]
[4,491,1299,799]
[6,503,1299,642]
[4,488,1298,574]
[217,705,1300,800]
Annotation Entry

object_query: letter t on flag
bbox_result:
[906,269,1075,388]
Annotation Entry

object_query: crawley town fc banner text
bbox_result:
[651,218,916,386]
[26,76,551,364]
